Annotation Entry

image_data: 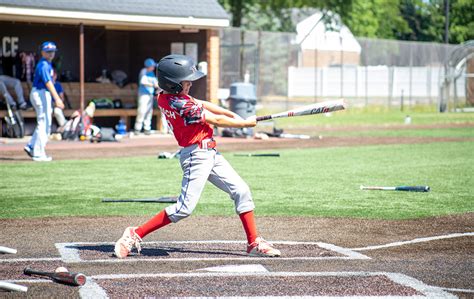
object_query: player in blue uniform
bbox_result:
[24,42,64,162]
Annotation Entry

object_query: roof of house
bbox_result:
[296,11,361,52]
[0,0,230,28]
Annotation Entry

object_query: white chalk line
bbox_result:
[351,232,474,251]
[88,271,455,298]
[438,287,474,294]
[79,278,109,299]
[55,243,82,263]
[0,257,61,263]
[71,256,363,263]
[196,264,269,273]
[5,279,51,283]
[5,272,460,298]
[54,240,370,263]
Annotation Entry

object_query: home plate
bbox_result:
[197,264,269,273]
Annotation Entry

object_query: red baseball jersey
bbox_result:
[158,93,213,147]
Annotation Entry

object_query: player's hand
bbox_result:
[245,115,257,127]
[55,99,65,109]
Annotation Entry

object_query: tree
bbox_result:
[398,0,445,42]
[217,0,353,32]
[344,0,410,39]
[450,0,474,43]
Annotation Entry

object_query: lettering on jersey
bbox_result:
[161,108,177,119]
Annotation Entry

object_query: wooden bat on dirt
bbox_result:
[360,185,430,192]
[256,99,346,122]
[23,267,87,286]
[102,196,178,203]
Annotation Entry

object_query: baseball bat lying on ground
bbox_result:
[23,267,87,286]
[360,185,430,192]
[0,281,28,292]
[102,196,178,203]
[256,99,346,122]
[234,153,280,157]
[0,246,17,254]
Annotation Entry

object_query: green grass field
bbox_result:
[1,141,472,220]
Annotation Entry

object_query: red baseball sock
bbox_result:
[239,211,258,244]
[135,210,171,239]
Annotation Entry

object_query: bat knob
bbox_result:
[74,273,87,286]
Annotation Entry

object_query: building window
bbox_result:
[170,42,198,65]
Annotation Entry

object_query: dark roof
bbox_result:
[0,0,229,20]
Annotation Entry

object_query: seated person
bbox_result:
[0,75,28,110]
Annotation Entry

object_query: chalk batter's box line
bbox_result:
[5,271,457,299]
[54,240,371,263]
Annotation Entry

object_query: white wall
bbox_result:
[288,66,465,104]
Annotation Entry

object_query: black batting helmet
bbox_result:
[156,54,205,94]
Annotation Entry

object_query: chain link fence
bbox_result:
[219,27,471,110]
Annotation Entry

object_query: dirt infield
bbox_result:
[0,213,472,298]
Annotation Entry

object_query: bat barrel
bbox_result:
[396,186,430,192]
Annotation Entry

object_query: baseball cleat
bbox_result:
[32,155,52,162]
[247,237,281,257]
[114,227,142,258]
[23,146,33,158]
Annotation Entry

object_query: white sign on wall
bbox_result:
[0,36,19,57]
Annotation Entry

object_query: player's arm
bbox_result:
[196,99,240,119]
[204,110,255,128]
[139,75,155,87]
[45,81,64,109]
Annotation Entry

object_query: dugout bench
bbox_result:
[0,82,162,136]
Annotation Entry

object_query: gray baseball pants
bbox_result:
[166,144,255,223]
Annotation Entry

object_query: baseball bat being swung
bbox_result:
[23,267,87,286]
[256,99,346,122]
[360,185,430,192]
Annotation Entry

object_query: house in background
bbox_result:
[296,11,361,67]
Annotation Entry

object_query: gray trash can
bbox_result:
[227,82,257,137]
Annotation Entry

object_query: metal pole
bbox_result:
[340,34,343,98]
[79,23,85,113]
[314,36,318,102]
[401,89,404,112]
[239,30,245,81]
[409,45,413,107]
[364,40,368,107]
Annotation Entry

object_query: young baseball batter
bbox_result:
[115,54,280,258]
[24,41,64,162]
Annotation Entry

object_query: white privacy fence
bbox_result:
[288,66,465,106]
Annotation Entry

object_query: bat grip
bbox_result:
[256,115,272,122]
